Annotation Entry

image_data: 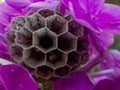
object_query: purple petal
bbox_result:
[54,71,93,90]
[96,4,120,34]
[0,51,10,60]
[93,78,120,90]
[0,3,21,16]
[0,12,10,26]
[0,64,39,90]
[96,22,120,35]
[5,0,31,10]
[27,1,59,11]
[31,0,45,2]
[98,4,120,24]
[110,50,120,69]
[97,31,114,47]
[77,0,105,14]
[61,0,101,33]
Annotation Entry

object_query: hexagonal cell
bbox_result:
[6,30,15,46]
[24,47,45,68]
[46,49,67,69]
[67,51,82,67]
[47,15,68,35]
[58,32,77,53]
[11,16,26,30]
[16,28,32,47]
[37,66,54,80]
[55,66,71,77]
[80,51,89,64]
[22,63,36,74]
[71,64,80,72]
[38,9,55,18]
[68,20,83,37]
[25,14,45,31]
[33,28,57,53]
[9,45,23,63]
[77,36,89,52]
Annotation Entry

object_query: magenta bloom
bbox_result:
[61,0,120,34]
[54,71,120,90]
[0,64,38,90]
[1,0,120,90]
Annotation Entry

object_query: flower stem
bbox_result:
[90,68,114,77]
[80,55,102,72]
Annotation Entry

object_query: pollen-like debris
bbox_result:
[6,9,89,81]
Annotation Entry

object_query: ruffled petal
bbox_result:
[98,4,120,24]
[54,71,93,90]
[97,31,114,47]
[5,0,31,10]
[0,51,10,60]
[0,64,39,90]
[96,22,120,35]
[31,0,45,2]
[77,0,105,14]
[93,79,114,90]
[0,12,10,26]
[0,3,21,16]
[93,78,120,90]
[27,1,59,11]
[61,0,101,33]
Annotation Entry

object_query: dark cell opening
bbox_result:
[16,30,32,47]
[77,37,89,51]
[55,66,70,77]
[6,31,15,45]
[30,48,44,61]
[58,32,77,52]
[47,50,62,63]
[38,9,54,18]
[10,46,23,58]
[68,51,81,66]
[68,20,83,37]
[37,66,53,79]
[39,36,53,49]
[50,16,66,34]
[27,17,41,31]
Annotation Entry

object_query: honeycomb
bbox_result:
[6,9,89,81]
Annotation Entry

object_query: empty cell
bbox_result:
[26,14,45,31]
[80,51,89,64]
[16,28,32,47]
[38,9,55,18]
[55,66,70,77]
[6,30,15,46]
[46,49,67,69]
[67,51,82,67]
[68,20,83,37]
[37,66,54,80]
[11,16,26,30]
[24,47,45,68]
[33,28,57,52]
[77,36,89,51]
[58,32,77,53]
[9,45,23,63]
[47,15,68,35]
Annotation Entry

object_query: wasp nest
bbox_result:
[6,9,89,81]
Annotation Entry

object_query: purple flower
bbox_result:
[60,0,120,34]
[54,71,94,90]
[0,0,120,90]
[0,64,39,90]
[54,71,120,90]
